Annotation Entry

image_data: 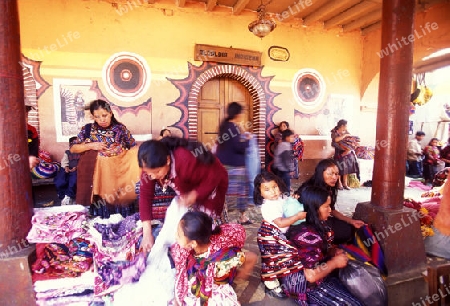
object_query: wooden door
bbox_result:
[197,77,252,145]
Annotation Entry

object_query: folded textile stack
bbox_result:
[86,213,146,296]
[27,205,98,305]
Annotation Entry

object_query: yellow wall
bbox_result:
[19,0,363,161]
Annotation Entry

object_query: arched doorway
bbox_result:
[168,62,280,167]
[197,77,253,145]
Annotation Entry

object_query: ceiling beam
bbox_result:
[205,0,217,11]
[233,0,251,15]
[303,0,360,26]
[176,0,186,7]
[277,0,328,23]
[361,21,381,35]
[414,54,450,74]
[343,9,382,32]
[324,1,378,29]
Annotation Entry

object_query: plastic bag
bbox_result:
[339,259,387,306]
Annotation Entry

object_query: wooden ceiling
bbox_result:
[136,0,445,35]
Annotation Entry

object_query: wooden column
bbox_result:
[353,0,428,304]
[0,0,35,304]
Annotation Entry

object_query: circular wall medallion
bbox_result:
[103,52,151,102]
[292,68,326,114]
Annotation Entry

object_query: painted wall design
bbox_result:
[167,61,279,166]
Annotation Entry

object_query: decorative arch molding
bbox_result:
[21,54,50,134]
[168,62,280,166]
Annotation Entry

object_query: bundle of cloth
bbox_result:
[337,135,361,152]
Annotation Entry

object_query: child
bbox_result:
[171,211,256,305]
[274,129,296,192]
[423,137,441,185]
[254,170,307,299]
[54,136,80,205]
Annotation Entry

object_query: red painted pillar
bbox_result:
[371,0,415,209]
[0,0,33,251]
[353,0,429,304]
[0,1,35,303]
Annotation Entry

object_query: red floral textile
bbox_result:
[171,224,245,305]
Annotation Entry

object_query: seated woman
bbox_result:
[295,159,364,245]
[70,99,140,217]
[282,186,363,305]
[171,211,257,305]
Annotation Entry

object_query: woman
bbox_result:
[295,159,364,245]
[171,211,256,305]
[70,99,139,217]
[282,186,363,305]
[137,137,229,254]
[215,102,252,225]
[273,121,303,180]
[331,119,359,190]
[273,121,289,148]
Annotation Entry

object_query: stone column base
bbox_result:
[0,245,36,305]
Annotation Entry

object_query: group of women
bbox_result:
[70,98,368,304]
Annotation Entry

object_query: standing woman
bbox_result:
[70,99,140,217]
[216,102,253,225]
[331,119,359,190]
[295,159,364,245]
[137,137,229,254]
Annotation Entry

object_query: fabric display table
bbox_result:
[26,205,146,305]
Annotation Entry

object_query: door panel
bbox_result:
[197,77,252,144]
[198,108,220,146]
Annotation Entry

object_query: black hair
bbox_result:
[331,119,347,132]
[298,186,330,240]
[416,131,425,137]
[281,129,294,141]
[253,170,288,205]
[179,211,221,245]
[218,102,243,137]
[89,99,119,125]
[138,136,215,168]
[278,121,289,129]
[160,128,171,137]
[295,159,338,206]
[225,102,243,121]
[428,137,439,145]
[69,136,78,145]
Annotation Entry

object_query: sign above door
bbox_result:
[194,44,262,67]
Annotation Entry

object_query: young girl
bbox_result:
[171,211,256,305]
[423,137,441,185]
[254,171,306,299]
